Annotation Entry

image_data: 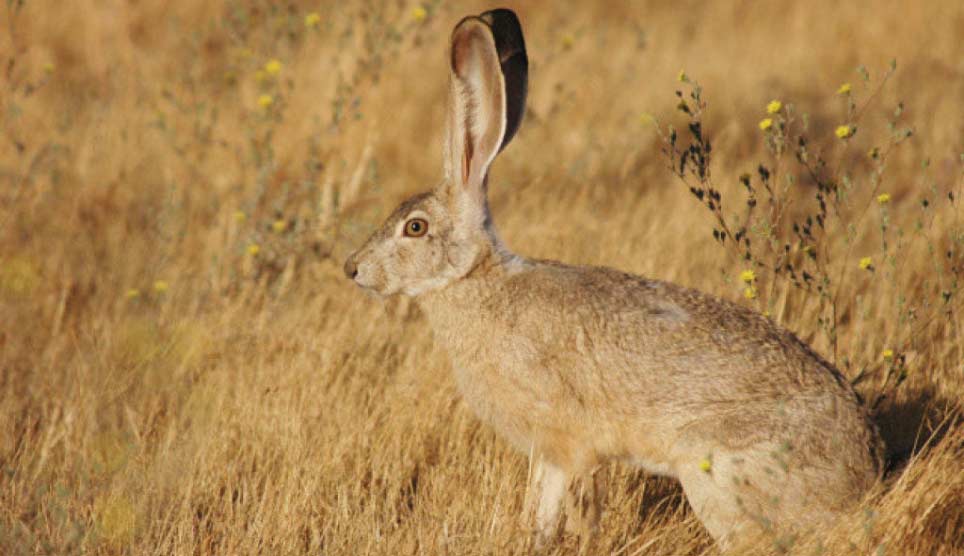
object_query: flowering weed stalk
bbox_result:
[654,62,963,406]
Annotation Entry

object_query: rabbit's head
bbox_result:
[345,9,527,296]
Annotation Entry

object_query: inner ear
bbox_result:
[447,17,506,193]
[461,140,471,184]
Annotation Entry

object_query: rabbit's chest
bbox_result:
[448,355,544,453]
[440,325,576,446]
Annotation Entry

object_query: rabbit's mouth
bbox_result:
[346,268,384,296]
[350,276,394,299]
[353,282,385,300]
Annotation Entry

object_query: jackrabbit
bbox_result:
[344,8,882,550]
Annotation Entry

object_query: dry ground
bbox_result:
[1,1,962,554]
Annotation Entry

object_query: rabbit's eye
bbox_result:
[404,218,429,237]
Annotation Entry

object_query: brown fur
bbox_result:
[345,9,883,551]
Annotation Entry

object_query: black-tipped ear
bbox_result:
[479,9,528,153]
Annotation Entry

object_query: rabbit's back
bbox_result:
[424,258,856,406]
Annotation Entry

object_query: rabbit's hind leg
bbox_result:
[677,460,747,551]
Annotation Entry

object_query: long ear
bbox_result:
[444,16,510,205]
[480,9,528,153]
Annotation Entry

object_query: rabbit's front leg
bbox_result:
[527,455,568,549]
[565,465,606,548]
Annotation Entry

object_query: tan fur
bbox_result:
[344,10,883,551]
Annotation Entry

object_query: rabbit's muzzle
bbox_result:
[343,247,388,294]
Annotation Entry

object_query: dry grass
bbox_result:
[2,1,962,554]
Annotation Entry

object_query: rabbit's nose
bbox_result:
[343,256,359,280]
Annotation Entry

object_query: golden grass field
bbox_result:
[2,0,963,554]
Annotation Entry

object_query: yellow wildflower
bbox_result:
[411,6,427,22]
[835,125,854,139]
[739,269,756,284]
[876,193,891,204]
[153,280,169,293]
[264,59,282,76]
[43,62,55,74]
[699,458,712,473]
[561,33,575,49]
[247,244,261,256]
[677,70,688,83]
[837,82,852,95]
[304,12,321,28]
[233,210,247,223]
[759,118,773,131]
[272,219,287,233]
[766,100,782,114]
[859,257,873,270]
[258,94,273,109]
[882,349,894,360]
[125,288,141,300]
[744,286,757,300]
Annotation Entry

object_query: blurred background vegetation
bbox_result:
[1,1,962,554]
